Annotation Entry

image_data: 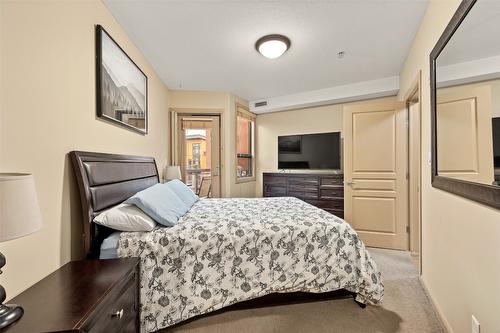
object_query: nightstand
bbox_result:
[1,258,140,333]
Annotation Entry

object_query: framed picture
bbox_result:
[278,135,302,153]
[95,25,148,134]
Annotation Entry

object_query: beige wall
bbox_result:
[0,0,170,298]
[398,0,500,332]
[255,104,342,196]
[169,90,255,198]
[255,98,395,196]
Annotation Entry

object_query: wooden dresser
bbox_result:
[3,258,140,333]
[263,172,344,218]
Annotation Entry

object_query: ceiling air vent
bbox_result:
[254,101,268,108]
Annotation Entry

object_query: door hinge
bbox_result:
[406,225,410,233]
[406,172,409,180]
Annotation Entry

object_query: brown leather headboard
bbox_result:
[70,151,160,258]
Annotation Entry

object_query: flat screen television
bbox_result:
[278,132,341,170]
[493,117,500,168]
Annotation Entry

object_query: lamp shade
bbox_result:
[0,173,42,242]
[165,166,182,181]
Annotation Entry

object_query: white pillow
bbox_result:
[94,203,156,232]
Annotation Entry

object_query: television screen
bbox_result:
[278,132,341,170]
[493,117,500,168]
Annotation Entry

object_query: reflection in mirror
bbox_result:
[436,0,500,186]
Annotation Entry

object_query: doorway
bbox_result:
[175,115,221,198]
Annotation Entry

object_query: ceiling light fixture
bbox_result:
[255,34,291,59]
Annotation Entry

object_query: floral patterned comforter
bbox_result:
[117,197,383,332]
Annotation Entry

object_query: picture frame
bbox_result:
[95,25,148,134]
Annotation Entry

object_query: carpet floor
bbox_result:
[161,248,444,333]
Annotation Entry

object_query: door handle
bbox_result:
[344,180,356,187]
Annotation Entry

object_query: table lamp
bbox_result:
[0,174,42,329]
[165,166,182,181]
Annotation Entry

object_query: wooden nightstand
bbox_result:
[1,258,140,333]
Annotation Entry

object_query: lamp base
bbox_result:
[0,304,23,329]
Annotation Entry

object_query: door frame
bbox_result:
[402,71,423,275]
[169,108,226,197]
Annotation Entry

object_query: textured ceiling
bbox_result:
[105,0,429,101]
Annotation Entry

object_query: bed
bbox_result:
[70,151,383,332]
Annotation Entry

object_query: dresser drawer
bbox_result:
[289,191,319,200]
[320,188,344,199]
[321,177,343,186]
[306,199,343,209]
[325,208,344,219]
[84,271,138,333]
[264,185,287,196]
[263,175,287,185]
[288,184,318,193]
[288,177,319,186]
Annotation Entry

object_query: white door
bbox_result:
[343,101,408,250]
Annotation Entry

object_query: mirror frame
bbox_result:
[430,0,500,210]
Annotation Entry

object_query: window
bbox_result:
[236,106,256,180]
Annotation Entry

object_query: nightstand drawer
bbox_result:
[85,271,138,333]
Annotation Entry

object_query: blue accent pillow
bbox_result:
[165,179,199,208]
[125,183,189,227]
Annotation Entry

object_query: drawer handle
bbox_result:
[112,309,124,319]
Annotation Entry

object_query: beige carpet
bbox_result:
[161,248,444,333]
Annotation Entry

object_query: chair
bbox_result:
[197,176,212,198]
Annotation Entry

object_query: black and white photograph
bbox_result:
[96,25,147,134]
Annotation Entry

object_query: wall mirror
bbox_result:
[431,0,500,209]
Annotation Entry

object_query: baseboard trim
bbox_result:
[418,276,454,333]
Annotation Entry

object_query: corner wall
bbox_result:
[398,0,500,331]
[0,0,170,298]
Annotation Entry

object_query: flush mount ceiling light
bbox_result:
[255,34,291,59]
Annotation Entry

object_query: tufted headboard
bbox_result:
[70,151,160,258]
